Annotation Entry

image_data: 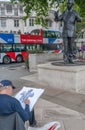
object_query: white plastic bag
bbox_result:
[28,121,61,130]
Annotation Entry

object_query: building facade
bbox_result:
[0,1,60,34]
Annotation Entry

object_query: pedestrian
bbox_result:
[0,79,36,127]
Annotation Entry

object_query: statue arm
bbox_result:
[74,11,82,22]
[76,15,82,22]
[54,11,63,22]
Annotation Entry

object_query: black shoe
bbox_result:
[69,59,74,64]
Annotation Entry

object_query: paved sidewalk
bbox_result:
[21,73,85,130]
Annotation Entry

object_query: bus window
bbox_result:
[47,31,52,38]
[30,29,40,35]
[43,30,62,38]
[43,31,47,38]
[56,44,63,50]
[13,44,26,52]
[26,44,33,51]
[26,44,42,51]
[42,43,63,51]
[1,44,13,52]
[26,44,37,51]
[57,44,60,49]
[55,32,61,38]
[50,32,56,38]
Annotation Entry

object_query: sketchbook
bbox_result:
[15,86,44,111]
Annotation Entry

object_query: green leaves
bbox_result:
[10,0,85,28]
[10,0,62,27]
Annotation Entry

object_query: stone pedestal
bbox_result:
[38,62,85,93]
[29,53,63,72]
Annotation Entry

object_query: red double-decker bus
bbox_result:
[0,29,63,64]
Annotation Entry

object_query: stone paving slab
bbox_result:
[34,98,85,130]
[63,119,85,130]
[21,73,85,129]
[21,73,85,115]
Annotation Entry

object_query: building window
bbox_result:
[1,19,6,27]
[6,4,12,13]
[46,19,52,27]
[0,8,5,16]
[29,18,34,26]
[19,5,23,13]
[24,21,27,26]
[14,19,19,27]
[14,8,18,16]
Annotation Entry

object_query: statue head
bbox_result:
[67,0,74,10]
[67,0,74,3]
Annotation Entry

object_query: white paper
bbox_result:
[15,86,44,111]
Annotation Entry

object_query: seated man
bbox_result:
[0,79,36,127]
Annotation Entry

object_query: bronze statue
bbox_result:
[54,0,82,63]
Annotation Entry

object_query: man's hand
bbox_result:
[24,99,30,105]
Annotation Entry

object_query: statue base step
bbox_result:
[38,61,85,94]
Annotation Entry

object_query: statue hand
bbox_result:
[54,10,59,21]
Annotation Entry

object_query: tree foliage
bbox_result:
[11,0,85,31]
[11,0,64,26]
[74,0,85,35]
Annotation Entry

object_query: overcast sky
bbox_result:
[0,0,10,1]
